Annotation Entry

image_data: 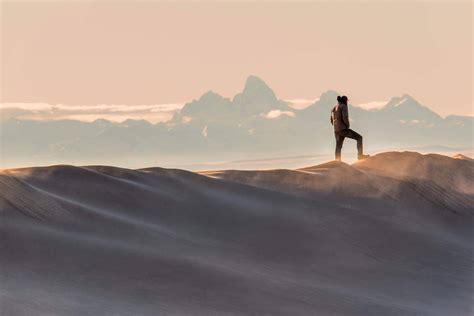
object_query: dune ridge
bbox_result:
[1,152,473,315]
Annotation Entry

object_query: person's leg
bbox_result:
[344,129,363,156]
[335,132,345,161]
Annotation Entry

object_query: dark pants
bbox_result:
[335,129,363,160]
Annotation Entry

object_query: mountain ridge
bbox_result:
[1,76,472,168]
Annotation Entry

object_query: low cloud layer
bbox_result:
[285,98,318,110]
[262,110,296,119]
[354,101,388,110]
[0,102,185,123]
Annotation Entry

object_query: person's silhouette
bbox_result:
[330,95,369,161]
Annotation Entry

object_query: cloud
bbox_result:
[0,102,185,123]
[354,101,387,110]
[285,98,318,110]
[399,119,422,125]
[262,110,295,119]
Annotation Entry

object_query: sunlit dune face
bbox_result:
[0,167,35,176]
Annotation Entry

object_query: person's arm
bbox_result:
[342,104,350,128]
[330,109,334,125]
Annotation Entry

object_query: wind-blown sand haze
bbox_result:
[0,152,473,315]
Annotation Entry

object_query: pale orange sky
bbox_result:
[1,1,472,117]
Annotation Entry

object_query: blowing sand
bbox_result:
[1,152,473,315]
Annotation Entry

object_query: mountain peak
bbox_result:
[401,93,415,100]
[176,90,230,120]
[381,94,441,120]
[241,75,277,101]
[244,75,268,88]
[385,94,419,108]
[318,90,339,104]
[299,90,339,114]
[198,90,224,102]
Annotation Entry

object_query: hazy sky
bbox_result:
[1,1,472,117]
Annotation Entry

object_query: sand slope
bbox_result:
[1,152,473,315]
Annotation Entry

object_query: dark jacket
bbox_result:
[330,102,350,132]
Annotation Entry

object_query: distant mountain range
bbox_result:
[1,75,472,167]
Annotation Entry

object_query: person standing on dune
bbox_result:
[330,95,369,161]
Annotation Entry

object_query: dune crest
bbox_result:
[1,151,473,316]
[453,153,473,161]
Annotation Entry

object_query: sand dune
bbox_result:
[1,152,473,315]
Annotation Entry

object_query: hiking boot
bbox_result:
[358,154,370,160]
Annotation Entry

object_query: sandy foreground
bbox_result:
[1,152,473,315]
